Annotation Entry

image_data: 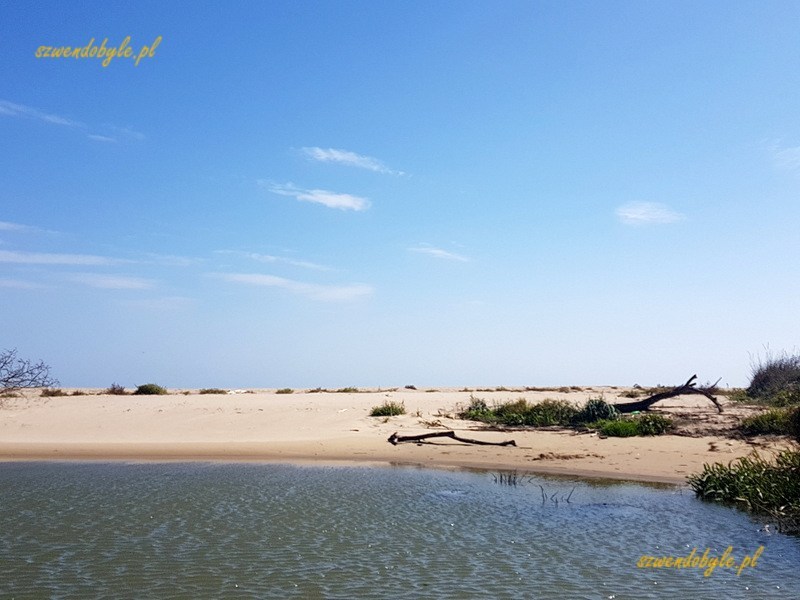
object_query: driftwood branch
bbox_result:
[613,374,723,414]
[388,431,517,447]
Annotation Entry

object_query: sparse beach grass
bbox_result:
[369,400,406,417]
[40,388,68,397]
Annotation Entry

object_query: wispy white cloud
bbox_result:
[217,250,331,271]
[301,147,403,175]
[121,296,194,310]
[103,124,146,141]
[0,99,82,128]
[0,220,60,236]
[139,252,201,267]
[0,221,41,233]
[262,181,370,211]
[67,273,155,290]
[250,254,330,270]
[0,99,144,143]
[87,134,116,143]
[409,244,469,262]
[770,142,800,172]
[0,278,44,289]
[215,273,373,302]
[615,202,684,225]
[0,250,127,265]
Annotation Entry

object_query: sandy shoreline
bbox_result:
[0,387,794,484]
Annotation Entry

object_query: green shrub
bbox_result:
[688,450,800,533]
[370,400,406,417]
[199,388,228,395]
[459,397,577,427]
[766,388,800,407]
[573,397,618,424]
[597,419,640,437]
[636,413,673,435]
[276,388,293,394]
[741,409,792,436]
[336,387,359,393]
[492,402,526,425]
[459,396,670,434]
[105,383,128,395]
[790,406,800,440]
[460,396,492,421]
[593,414,672,437]
[747,350,800,404]
[523,399,578,426]
[134,383,168,395]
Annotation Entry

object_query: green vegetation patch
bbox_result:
[459,395,671,437]
[199,388,228,395]
[133,383,168,395]
[460,396,578,427]
[741,408,791,436]
[635,413,673,435]
[592,414,673,437]
[738,350,800,407]
[594,419,639,437]
[573,397,619,424]
[740,406,800,438]
[369,400,406,417]
[276,388,293,394]
[688,450,800,534]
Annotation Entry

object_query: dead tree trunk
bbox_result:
[388,431,517,446]
[613,374,723,414]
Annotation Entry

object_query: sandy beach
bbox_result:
[0,387,794,484]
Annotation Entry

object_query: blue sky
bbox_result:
[1,1,799,388]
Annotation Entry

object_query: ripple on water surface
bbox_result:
[0,462,798,599]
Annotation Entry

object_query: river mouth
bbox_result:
[1,462,798,599]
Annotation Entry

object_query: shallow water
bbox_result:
[0,462,798,599]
